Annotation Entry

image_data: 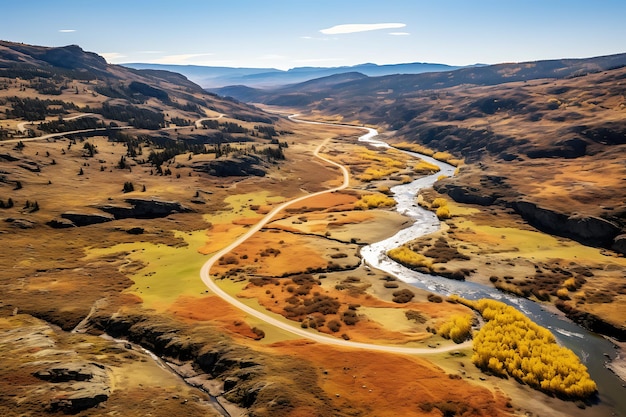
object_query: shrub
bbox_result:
[387,246,433,270]
[436,206,451,219]
[427,293,443,303]
[327,320,341,332]
[556,287,571,300]
[405,310,428,323]
[251,327,265,340]
[354,193,396,210]
[414,159,441,174]
[392,289,415,303]
[437,314,473,343]
[341,310,359,325]
[123,181,134,193]
[431,197,448,208]
[563,277,577,291]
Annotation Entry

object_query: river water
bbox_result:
[357,130,625,415]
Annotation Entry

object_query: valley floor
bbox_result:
[0,110,622,417]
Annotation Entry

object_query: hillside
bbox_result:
[0,41,277,122]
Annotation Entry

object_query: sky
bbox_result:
[2,0,626,70]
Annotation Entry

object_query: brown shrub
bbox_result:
[327,320,341,332]
[392,289,415,303]
[427,293,443,303]
[405,310,428,323]
[341,310,359,325]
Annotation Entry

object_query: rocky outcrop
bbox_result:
[435,183,498,206]
[61,212,114,226]
[192,155,267,177]
[33,362,105,383]
[5,217,36,229]
[33,361,109,413]
[0,315,111,414]
[48,199,193,228]
[612,234,626,255]
[511,201,621,246]
[47,218,76,228]
[98,198,193,219]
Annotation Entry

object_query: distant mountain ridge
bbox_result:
[123,61,462,88]
[212,52,626,107]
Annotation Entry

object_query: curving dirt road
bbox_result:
[199,116,471,354]
[5,112,223,144]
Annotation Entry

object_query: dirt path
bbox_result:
[199,117,471,354]
[5,112,222,144]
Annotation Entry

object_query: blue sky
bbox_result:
[2,0,625,69]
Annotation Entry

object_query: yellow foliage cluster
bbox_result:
[358,150,404,167]
[563,277,577,291]
[393,142,435,156]
[436,206,451,219]
[431,197,448,208]
[430,197,451,219]
[437,314,473,343]
[429,151,463,167]
[556,287,571,300]
[377,185,391,194]
[354,193,396,210]
[460,298,597,399]
[432,151,454,161]
[359,166,399,182]
[356,149,408,182]
[414,160,441,174]
[387,246,433,270]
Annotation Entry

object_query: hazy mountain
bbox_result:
[216,52,626,107]
[123,61,461,88]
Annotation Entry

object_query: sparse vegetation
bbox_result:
[387,246,433,270]
[354,193,396,209]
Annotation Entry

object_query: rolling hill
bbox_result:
[0,40,274,124]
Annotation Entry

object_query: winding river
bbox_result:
[357,130,625,415]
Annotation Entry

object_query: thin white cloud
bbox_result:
[300,35,334,41]
[320,23,405,35]
[59,29,76,33]
[101,52,126,63]
[154,53,214,64]
[389,32,410,36]
[139,50,164,54]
